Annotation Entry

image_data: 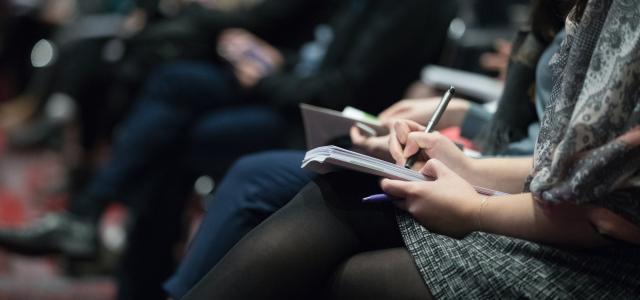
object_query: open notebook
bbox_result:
[302,145,506,196]
[300,104,388,149]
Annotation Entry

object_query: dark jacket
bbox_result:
[184,0,335,53]
[130,0,333,67]
[135,0,457,114]
[252,0,459,114]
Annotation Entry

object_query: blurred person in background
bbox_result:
[0,0,263,196]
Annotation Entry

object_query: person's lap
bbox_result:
[164,150,316,298]
[103,62,287,298]
[77,60,242,205]
[183,106,287,177]
[327,248,432,300]
[182,171,431,299]
[117,109,291,298]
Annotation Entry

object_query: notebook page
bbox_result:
[303,146,507,196]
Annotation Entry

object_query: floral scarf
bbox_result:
[526,0,640,226]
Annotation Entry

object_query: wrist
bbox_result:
[473,194,490,233]
[457,155,478,182]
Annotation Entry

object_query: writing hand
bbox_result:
[381,159,481,238]
[388,119,472,177]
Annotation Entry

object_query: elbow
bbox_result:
[587,207,640,245]
[538,203,612,248]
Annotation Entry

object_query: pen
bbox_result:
[404,86,455,169]
[362,193,393,202]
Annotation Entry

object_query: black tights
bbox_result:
[184,172,433,299]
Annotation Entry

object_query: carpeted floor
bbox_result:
[0,130,117,300]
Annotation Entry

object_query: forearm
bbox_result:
[466,157,532,193]
[476,193,609,248]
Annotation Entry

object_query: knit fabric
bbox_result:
[398,214,640,299]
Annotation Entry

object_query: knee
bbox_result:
[207,151,304,217]
[145,61,198,91]
[142,61,227,107]
[206,152,279,211]
[141,64,184,105]
[225,151,299,183]
[327,249,432,300]
[328,252,377,299]
[224,153,270,183]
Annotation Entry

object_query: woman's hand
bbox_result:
[378,97,469,129]
[389,119,473,178]
[218,28,284,88]
[586,207,640,245]
[349,126,393,162]
[381,159,482,238]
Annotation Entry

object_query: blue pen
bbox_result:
[362,193,393,202]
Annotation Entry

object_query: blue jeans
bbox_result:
[163,150,315,299]
[115,107,288,300]
[66,60,286,299]
[71,60,284,217]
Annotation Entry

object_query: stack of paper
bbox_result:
[302,145,506,196]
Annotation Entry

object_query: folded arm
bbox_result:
[467,157,532,194]
[381,159,640,248]
[478,193,615,248]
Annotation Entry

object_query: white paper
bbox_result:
[302,145,507,196]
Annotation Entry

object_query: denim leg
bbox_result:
[184,106,287,177]
[70,61,239,219]
[117,109,286,300]
[163,151,315,299]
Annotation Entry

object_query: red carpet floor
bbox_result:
[0,130,116,300]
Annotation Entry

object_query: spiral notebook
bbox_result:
[302,145,506,196]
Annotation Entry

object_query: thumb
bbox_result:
[419,159,452,179]
[380,179,414,198]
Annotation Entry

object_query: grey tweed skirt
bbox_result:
[397,214,640,299]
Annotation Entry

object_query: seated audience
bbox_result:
[182,0,640,298]
[164,0,568,297]
[0,0,458,298]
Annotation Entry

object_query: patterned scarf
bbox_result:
[526,0,640,226]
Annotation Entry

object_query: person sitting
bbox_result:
[181,0,640,298]
[163,0,569,296]
[0,0,458,298]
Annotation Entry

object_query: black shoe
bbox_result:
[7,117,63,150]
[0,212,98,259]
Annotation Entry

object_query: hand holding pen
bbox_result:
[365,87,461,202]
[404,86,455,168]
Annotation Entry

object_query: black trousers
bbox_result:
[184,171,433,300]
